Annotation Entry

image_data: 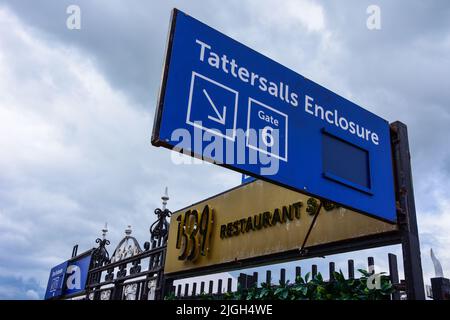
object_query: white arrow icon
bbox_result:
[203,89,227,125]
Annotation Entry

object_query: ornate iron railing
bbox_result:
[86,238,167,300]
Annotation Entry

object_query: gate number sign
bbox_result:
[152,9,396,222]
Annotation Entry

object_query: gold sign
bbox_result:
[165,180,397,274]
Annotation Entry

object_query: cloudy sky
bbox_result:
[0,0,449,299]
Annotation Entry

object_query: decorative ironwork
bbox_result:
[150,187,171,242]
[100,290,111,300]
[87,242,167,299]
[89,271,101,285]
[105,268,114,282]
[130,259,141,275]
[92,223,110,268]
[110,225,143,263]
[117,264,127,279]
[124,283,138,300]
[147,278,157,300]
[82,188,171,300]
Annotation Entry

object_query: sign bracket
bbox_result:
[299,200,323,256]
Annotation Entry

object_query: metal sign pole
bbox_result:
[391,121,425,300]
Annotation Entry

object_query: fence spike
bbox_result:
[329,262,335,280]
[368,257,375,274]
[266,270,271,285]
[312,264,318,279]
[295,266,301,280]
[348,259,354,279]
[388,253,401,300]
[280,268,286,285]
[218,279,223,294]
[208,280,214,294]
[227,278,232,293]
[252,272,258,287]
[200,281,205,294]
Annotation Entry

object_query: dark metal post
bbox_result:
[391,121,425,300]
[217,279,223,294]
[208,280,214,294]
[227,278,233,293]
[329,262,335,281]
[312,264,317,279]
[159,276,173,300]
[265,270,271,285]
[295,266,301,280]
[71,244,78,258]
[238,273,247,290]
[348,259,354,279]
[431,278,450,300]
[150,188,172,300]
[200,281,205,294]
[280,269,286,285]
[368,257,375,274]
[252,272,258,287]
[388,253,401,300]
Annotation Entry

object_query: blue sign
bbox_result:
[152,9,396,222]
[44,254,92,299]
[44,261,68,300]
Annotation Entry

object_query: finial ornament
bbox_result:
[125,225,132,236]
[162,186,169,210]
[93,222,111,267]
[102,222,108,240]
[150,187,171,242]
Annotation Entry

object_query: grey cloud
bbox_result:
[0,0,237,108]
[0,275,44,300]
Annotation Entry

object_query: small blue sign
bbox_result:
[153,9,396,222]
[44,261,68,300]
[64,254,92,296]
[44,254,92,299]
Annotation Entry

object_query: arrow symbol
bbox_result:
[203,89,227,125]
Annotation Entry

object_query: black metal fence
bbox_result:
[170,253,405,300]
[85,238,167,300]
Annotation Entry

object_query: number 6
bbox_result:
[262,126,274,147]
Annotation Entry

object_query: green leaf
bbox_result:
[315,272,323,282]
[295,275,304,284]
[304,272,310,283]
[358,269,370,277]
